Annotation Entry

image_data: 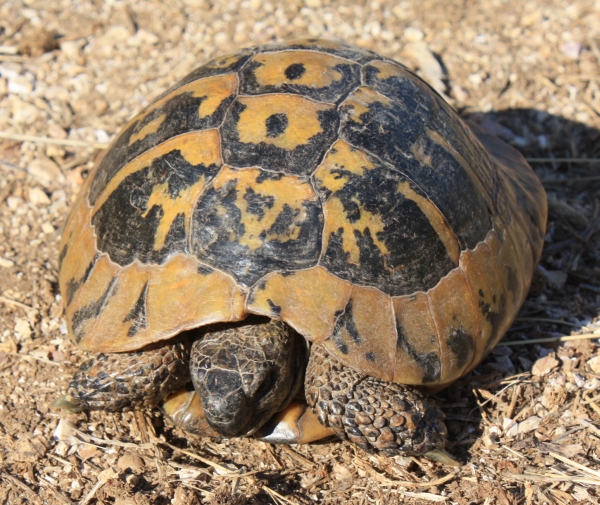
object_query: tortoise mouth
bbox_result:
[189,317,309,437]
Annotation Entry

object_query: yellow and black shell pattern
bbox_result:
[58,38,547,388]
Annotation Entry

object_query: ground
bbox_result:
[1,0,600,504]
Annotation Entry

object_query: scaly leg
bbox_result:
[304,344,447,456]
[54,341,191,412]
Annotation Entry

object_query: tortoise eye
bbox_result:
[254,370,275,400]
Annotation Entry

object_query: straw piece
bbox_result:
[0,131,108,149]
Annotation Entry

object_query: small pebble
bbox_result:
[403,27,424,42]
[560,40,581,59]
[117,452,145,474]
[28,187,51,206]
[516,416,542,435]
[587,356,600,373]
[0,257,15,268]
[532,355,560,377]
[8,76,34,95]
[54,441,70,457]
[41,222,55,234]
[77,445,99,460]
[28,158,65,187]
[14,317,32,340]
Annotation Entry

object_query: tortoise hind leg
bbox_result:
[305,345,448,457]
[54,341,191,413]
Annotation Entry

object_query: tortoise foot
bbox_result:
[56,341,191,412]
[305,345,447,456]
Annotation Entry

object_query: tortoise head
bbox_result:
[189,316,308,437]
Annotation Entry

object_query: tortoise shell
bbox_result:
[58,38,547,388]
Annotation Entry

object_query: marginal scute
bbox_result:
[459,241,507,364]
[247,266,352,343]
[470,123,548,255]
[393,293,441,385]
[192,166,323,286]
[427,268,480,385]
[66,255,121,345]
[75,253,246,352]
[489,224,527,325]
[493,175,537,280]
[59,203,99,307]
[322,286,396,381]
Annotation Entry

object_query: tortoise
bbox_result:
[55,38,547,459]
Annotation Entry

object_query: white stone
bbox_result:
[8,75,34,94]
[404,27,424,42]
[44,85,70,101]
[41,222,55,234]
[213,32,229,46]
[0,257,15,268]
[402,42,446,95]
[587,355,600,373]
[95,129,110,143]
[6,196,23,211]
[503,417,518,437]
[60,39,85,59]
[561,40,581,59]
[14,317,32,340]
[127,29,160,47]
[516,416,541,434]
[571,373,585,388]
[96,26,131,48]
[48,123,68,139]
[11,101,39,125]
[28,187,51,206]
[28,158,65,187]
[532,354,560,376]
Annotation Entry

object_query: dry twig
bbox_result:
[0,132,108,149]
[499,333,599,346]
[1,473,42,505]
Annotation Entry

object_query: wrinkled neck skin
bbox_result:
[189,317,308,437]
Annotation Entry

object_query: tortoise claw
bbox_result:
[424,449,461,466]
[52,394,84,413]
[255,400,335,444]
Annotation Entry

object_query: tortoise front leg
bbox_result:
[304,345,449,457]
[54,341,191,412]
